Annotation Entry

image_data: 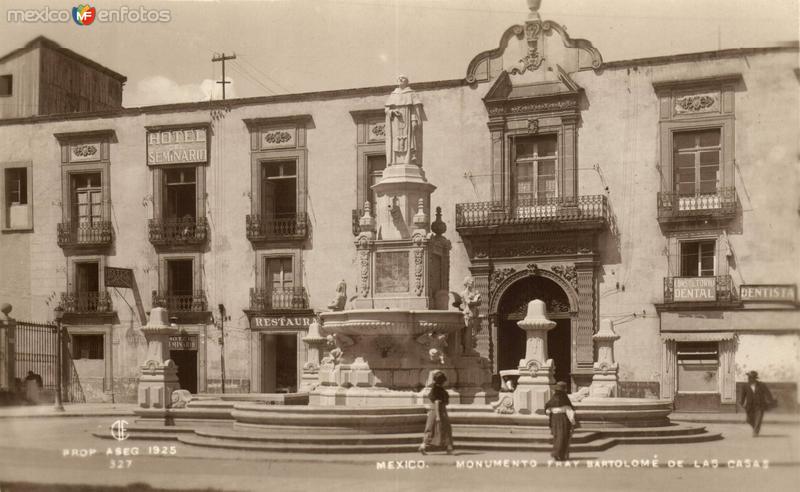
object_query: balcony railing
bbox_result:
[148,217,208,246]
[152,290,208,312]
[657,188,736,222]
[663,275,736,304]
[246,213,308,242]
[250,287,309,311]
[455,195,609,230]
[60,291,113,313]
[57,221,113,248]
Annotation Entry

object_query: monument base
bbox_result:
[138,360,180,409]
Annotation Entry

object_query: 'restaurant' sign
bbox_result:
[250,315,314,330]
[169,334,198,350]
[147,128,208,165]
[673,277,716,302]
[740,284,797,303]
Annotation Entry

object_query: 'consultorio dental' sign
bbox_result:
[147,128,208,165]
[739,284,797,303]
[673,277,716,302]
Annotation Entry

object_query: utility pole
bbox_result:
[217,304,226,394]
[212,53,236,100]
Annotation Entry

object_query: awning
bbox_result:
[661,332,735,342]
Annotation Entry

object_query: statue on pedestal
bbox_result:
[385,76,422,166]
[460,276,482,351]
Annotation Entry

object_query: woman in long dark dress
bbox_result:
[419,371,454,455]
[544,381,576,461]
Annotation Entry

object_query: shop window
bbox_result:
[677,342,719,392]
[164,167,197,220]
[73,334,104,359]
[680,240,716,277]
[0,75,11,96]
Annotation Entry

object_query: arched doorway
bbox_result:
[496,275,573,384]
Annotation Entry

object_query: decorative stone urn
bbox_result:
[590,319,620,397]
[513,299,556,414]
[138,307,180,409]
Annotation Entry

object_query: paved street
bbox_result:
[0,415,798,491]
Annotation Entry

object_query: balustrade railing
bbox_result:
[455,195,608,229]
[152,290,208,312]
[60,291,113,313]
[250,287,309,311]
[246,213,308,241]
[57,221,113,248]
[148,217,208,246]
[657,188,736,220]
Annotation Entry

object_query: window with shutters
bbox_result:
[1,163,32,230]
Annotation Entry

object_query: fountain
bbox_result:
[312,75,493,406]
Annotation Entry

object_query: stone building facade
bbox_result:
[0,9,797,411]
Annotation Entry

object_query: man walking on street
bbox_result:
[739,370,775,437]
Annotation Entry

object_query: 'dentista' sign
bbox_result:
[250,315,314,330]
[739,284,797,303]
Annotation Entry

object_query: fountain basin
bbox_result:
[319,309,464,336]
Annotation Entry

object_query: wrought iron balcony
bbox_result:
[455,195,609,233]
[148,217,208,246]
[663,275,736,304]
[246,213,308,242]
[249,287,309,312]
[152,290,208,312]
[60,291,113,313]
[657,188,736,223]
[57,221,113,248]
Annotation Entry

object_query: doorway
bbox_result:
[496,275,573,385]
[170,349,198,393]
[260,333,298,393]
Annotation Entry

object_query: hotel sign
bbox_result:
[740,284,797,303]
[147,128,208,165]
[250,315,314,331]
[673,277,716,302]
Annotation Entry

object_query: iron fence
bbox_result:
[14,321,85,403]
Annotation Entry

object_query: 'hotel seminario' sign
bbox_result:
[147,127,208,166]
[673,277,716,302]
[740,284,797,303]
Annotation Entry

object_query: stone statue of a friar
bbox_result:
[460,276,482,353]
[385,75,422,166]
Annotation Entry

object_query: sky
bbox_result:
[0,0,797,108]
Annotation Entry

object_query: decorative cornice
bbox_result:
[349,109,385,121]
[54,129,116,143]
[652,73,743,93]
[243,114,314,130]
[466,25,525,84]
[144,122,211,132]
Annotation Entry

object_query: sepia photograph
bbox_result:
[0,0,798,490]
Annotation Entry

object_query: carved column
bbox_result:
[590,319,620,397]
[469,265,491,363]
[719,337,736,405]
[300,320,327,391]
[660,338,677,399]
[0,304,15,390]
[488,120,506,203]
[138,307,180,409]
[512,300,556,414]
[574,261,595,371]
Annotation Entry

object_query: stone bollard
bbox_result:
[590,319,620,397]
[138,307,180,409]
[0,304,15,391]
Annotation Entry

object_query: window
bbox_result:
[680,240,715,277]
[168,259,194,296]
[265,257,293,292]
[673,130,720,196]
[164,167,197,220]
[261,161,297,221]
[367,154,387,208]
[2,164,32,230]
[73,334,104,359]
[75,262,100,311]
[71,173,102,226]
[513,135,557,202]
[0,75,11,96]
